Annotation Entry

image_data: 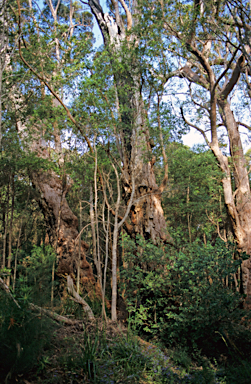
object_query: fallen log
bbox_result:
[0,275,94,324]
[28,303,82,326]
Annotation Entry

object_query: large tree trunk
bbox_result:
[18,125,96,293]
[89,0,171,243]
[32,167,94,289]
[209,97,251,307]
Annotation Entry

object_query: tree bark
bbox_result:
[30,152,95,291]
[216,99,251,306]
[13,0,97,295]
[15,120,96,292]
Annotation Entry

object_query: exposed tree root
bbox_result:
[67,275,95,320]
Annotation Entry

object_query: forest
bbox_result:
[1,0,251,383]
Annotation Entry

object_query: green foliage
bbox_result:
[223,360,251,384]
[59,324,104,382]
[120,234,249,356]
[98,331,150,383]
[163,144,227,245]
[17,245,57,306]
[55,325,150,383]
[0,294,54,383]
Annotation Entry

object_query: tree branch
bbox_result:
[67,275,95,320]
[237,121,251,130]
[118,0,132,30]
[29,303,83,325]
[179,65,209,89]
[0,277,85,325]
[180,107,210,146]
[212,46,241,94]
[0,277,21,308]
[220,53,246,100]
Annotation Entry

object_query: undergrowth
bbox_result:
[1,308,250,384]
[1,239,251,383]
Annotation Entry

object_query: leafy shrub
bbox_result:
[120,235,251,356]
[0,293,54,383]
[17,245,57,306]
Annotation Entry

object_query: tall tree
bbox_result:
[11,0,96,290]
[87,0,172,243]
[142,0,251,305]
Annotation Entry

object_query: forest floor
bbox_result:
[6,316,244,384]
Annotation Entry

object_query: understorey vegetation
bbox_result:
[1,0,251,383]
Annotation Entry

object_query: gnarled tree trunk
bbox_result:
[16,124,96,295]
[12,0,97,297]
[31,164,94,290]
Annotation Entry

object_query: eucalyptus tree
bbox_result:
[140,0,251,304]
[7,0,97,292]
[226,0,251,71]
[85,0,173,245]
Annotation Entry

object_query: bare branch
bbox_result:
[0,277,21,308]
[220,53,246,100]
[118,0,132,30]
[180,107,210,146]
[237,121,251,130]
[29,303,83,325]
[212,45,241,94]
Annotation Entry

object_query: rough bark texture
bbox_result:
[10,1,98,301]
[21,131,96,294]
[89,0,171,244]
[123,161,169,242]
[31,160,95,292]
